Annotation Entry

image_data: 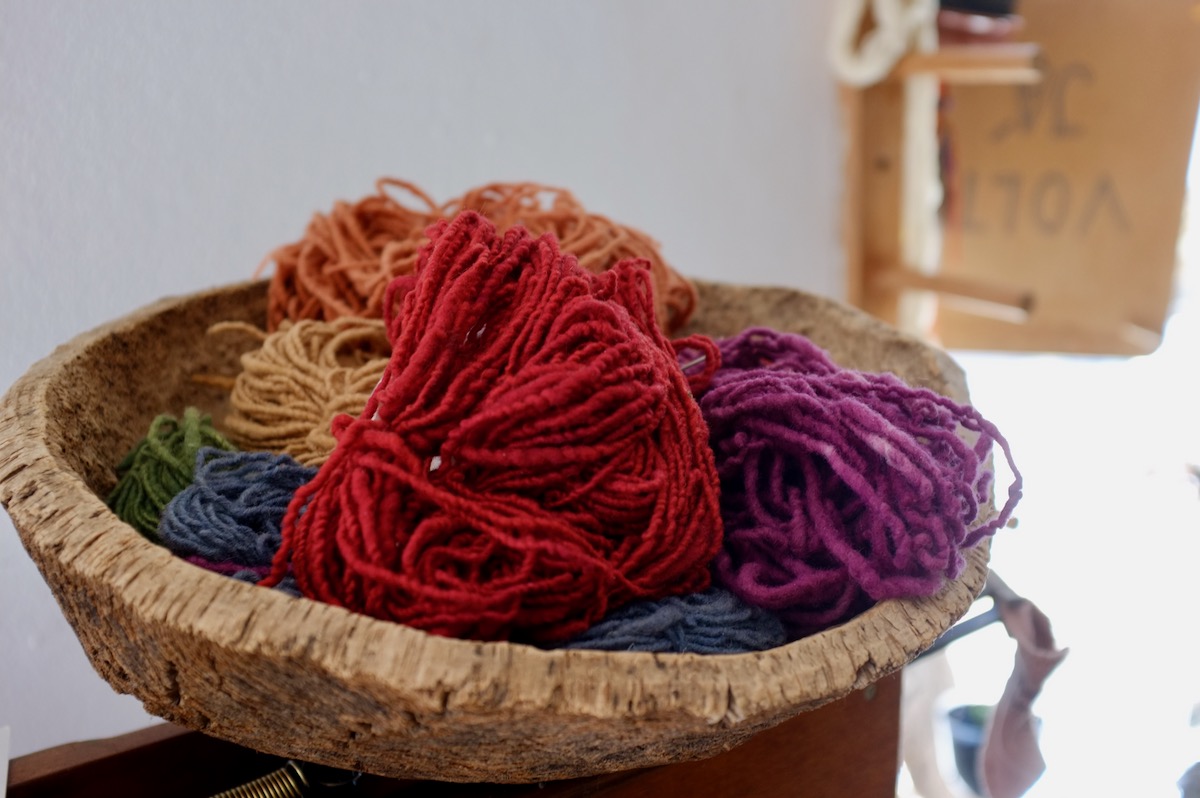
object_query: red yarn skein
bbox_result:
[265,212,723,643]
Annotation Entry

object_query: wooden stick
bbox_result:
[869,265,1035,313]
[892,43,1042,84]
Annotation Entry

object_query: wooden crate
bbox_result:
[844,0,1200,354]
[936,0,1200,353]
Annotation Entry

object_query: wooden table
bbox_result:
[8,674,899,797]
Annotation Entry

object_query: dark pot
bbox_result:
[948,704,992,796]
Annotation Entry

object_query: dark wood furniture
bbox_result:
[8,674,899,798]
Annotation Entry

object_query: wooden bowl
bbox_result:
[0,280,987,782]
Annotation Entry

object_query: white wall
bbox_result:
[0,1,843,757]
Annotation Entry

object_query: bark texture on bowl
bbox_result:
[0,279,987,782]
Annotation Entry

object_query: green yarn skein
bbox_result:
[107,408,235,539]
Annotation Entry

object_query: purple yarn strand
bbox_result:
[183,556,303,597]
[698,328,1022,639]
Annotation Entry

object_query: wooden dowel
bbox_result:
[892,43,1042,84]
[869,265,1035,312]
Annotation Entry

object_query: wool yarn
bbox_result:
[212,318,390,466]
[159,448,318,568]
[561,588,786,655]
[107,408,235,539]
[182,556,301,596]
[264,211,723,643]
[700,328,1021,639]
[261,178,697,334]
[445,183,695,331]
[185,557,272,579]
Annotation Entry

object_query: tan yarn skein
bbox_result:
[214,318,390,467]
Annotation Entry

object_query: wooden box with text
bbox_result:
[937,0,1200,353]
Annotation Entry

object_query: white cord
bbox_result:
[828,0,938,87]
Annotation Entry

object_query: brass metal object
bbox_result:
[210,761,308,798]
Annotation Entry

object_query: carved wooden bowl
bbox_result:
[0,280,987,782]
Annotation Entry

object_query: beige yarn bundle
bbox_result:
[212,317,390,466]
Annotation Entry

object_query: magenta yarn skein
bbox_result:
[698,328,1021,639]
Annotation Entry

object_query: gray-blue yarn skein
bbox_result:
[561,588,786,654]
[159,447,317,567]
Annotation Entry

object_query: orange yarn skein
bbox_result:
[262,179,697,333]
